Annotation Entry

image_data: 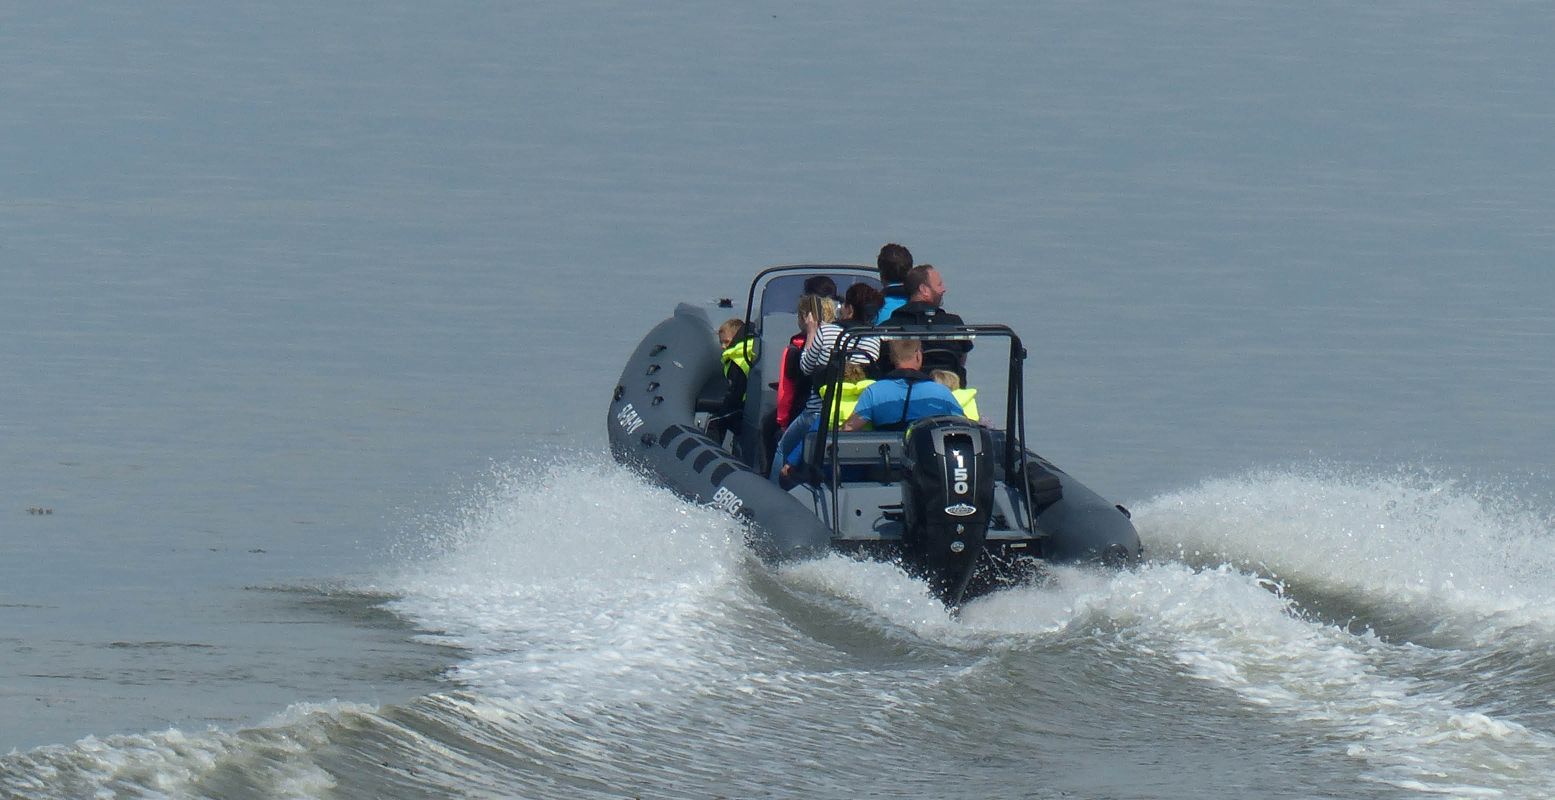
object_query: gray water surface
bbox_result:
[3,2,1554,796]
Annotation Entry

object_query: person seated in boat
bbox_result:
[881,263,971,381]
[777,362,875,479]
[824,362,875,426]
[874,242,914,323]
[836,282,884,346]
[842,339,965,432]
[802,274,837,300]
[931,369,979,422]
[706,318,756,450]
[778,285,885,476]
[771,295,830,433]
[800,285,883,379]
[767,293,836,476]
[774,290,890,482]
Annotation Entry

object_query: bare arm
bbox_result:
[842,413,867,432]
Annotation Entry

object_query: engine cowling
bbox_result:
[900,416,995,605]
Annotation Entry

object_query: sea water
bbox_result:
[3,2,1554,798]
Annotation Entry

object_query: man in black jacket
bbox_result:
[882,264,971,380]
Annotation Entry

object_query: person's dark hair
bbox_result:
[843,282,883,322]
[877,243,913,285]
[802,275,837,298]
[905,264,937,300]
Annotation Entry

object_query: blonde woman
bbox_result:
[770,293,844,482]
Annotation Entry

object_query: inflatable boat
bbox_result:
[608,265,1141,606]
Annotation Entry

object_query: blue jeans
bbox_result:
[770,409,818,482]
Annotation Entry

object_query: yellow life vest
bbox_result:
[819,379,876,426]
[952,387,979,421]
[720,336,757,378]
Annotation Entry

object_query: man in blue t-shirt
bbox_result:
[842,339,964,431]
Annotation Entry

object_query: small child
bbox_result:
[709,319,755,449]
[931,369,979,421]
[717,318,743,349]
[825,362,874,427]
[782,362,874,477]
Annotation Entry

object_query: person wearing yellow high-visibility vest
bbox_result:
[930,369,979,422]
[708,318,757,450]
[841,340,964,432]
[779,363,875,476]
[820,363,876,427]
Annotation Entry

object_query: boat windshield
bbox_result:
[745,265,881,323]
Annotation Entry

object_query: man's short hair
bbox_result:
[718,318,744,340]
[905,264,938,300]
[888,338,922,363]
[877,243,913,284]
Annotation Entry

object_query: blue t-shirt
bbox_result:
[786,377,965,467]
[852,377,964,430]
[875,284,908,324]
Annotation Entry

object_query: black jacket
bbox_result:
[884,301,965,327]
[882,302,972,378]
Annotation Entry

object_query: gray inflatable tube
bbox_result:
[608,304,832,561]
[1023,457,1142,564]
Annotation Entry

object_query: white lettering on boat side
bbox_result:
[616,403,645,436]
[709,486,744,515]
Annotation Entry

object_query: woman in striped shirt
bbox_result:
[770,284,884,483]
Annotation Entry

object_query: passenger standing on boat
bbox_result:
[882,263,971,380]
[706,318,756,453]
[843,339,965,431]
[874,243,914,324]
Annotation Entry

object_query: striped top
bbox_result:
[798,323,881,413]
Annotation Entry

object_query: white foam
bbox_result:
[381,456,764,707]
[369,457,1555,796]
[1137,466,1555,648]
[0,702,374,800]
[775,554,959,635]
[947,544,1555,795]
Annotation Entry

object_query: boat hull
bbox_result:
[609,305,834,560]
[608,303,1142,582]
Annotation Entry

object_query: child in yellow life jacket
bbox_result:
[821,362,876,427]
[781,363,874,475]
[708,318,757,450]
[931,369,979,421]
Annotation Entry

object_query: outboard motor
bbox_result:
[900,416,996,606]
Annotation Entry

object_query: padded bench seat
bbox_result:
[802,428,1013,481]
[802,431,905,466]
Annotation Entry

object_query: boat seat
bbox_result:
[801,430,907,483]
[801,428,1019,483]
